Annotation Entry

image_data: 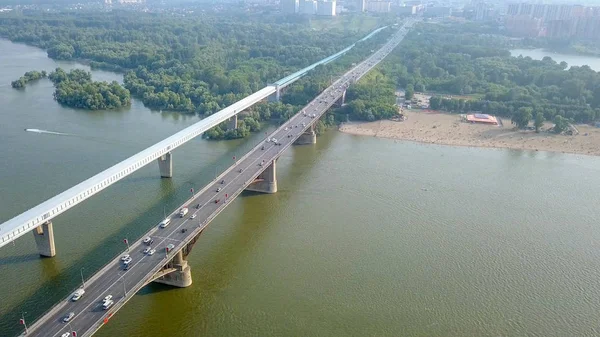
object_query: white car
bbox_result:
[191,214,196,219]
[167,244,175,251]
[120,254,130,261]
[71,289,85,302]
[148,249,156,256]
[103,295,113,302]
[143,247,151,254]
[123,257,132,265]
[63,312,75,323]
[102,299,114,310]
[62,333,70,337]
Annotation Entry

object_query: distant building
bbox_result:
[317,0,336,15]
[367,1,391,13]
[299,0,317,14]
[475,2,494,21]
[359,0,366,12]
[424,6,451,18]
[505,15,542,37]
[395,4,416,15]
[282,0,299,13]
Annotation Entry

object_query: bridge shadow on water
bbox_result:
[0,252,45,266]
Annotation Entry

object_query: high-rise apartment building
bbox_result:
[282,0,299,13]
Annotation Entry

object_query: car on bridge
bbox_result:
[121,254,130,261]
[102,299,114,310]
[71,289,85,301]
[167,244,175,251]
[148,249,156,255]
[216,187,222,192]
[62,312,75,323]
[159,218,171,228]
[143,247,152,254]
[143,237,153,245]
[62,333,70,337]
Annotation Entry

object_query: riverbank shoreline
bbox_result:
[338,110,600,157]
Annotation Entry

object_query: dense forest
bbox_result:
[373,22,600,128]
[48,68,131,110]
[11,70,47,88]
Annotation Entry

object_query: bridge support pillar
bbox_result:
[294,124,317,145]
[153,250,192,288]
[157,152,173,178]
[32,221,56,257]
[336,90,346,106]
[246,159,277,194]
[227,115,238,130]
[268,86,281,102]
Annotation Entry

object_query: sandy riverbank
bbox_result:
[338,110,600,156]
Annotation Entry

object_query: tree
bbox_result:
[534,112,545,133]
[552,115,569,134]
[511,107,533,129]
[405,84,414,100]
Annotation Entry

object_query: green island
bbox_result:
[11,70,47,88]
[47,68,131,110]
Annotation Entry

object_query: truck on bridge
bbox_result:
[178,207,188,218]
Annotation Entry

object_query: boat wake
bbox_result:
[25,128,73,136]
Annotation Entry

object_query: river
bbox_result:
[510,48,600,71]
[1,39,600,337]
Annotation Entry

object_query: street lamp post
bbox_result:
[80,267,85,289]
[21,311,28,334]
[67,322,76,336]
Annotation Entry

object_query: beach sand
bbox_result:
[338,110,600,156]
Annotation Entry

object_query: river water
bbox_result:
[510,48,600,71]
[1,39,600,337]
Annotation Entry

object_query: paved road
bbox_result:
[20,20,417,337]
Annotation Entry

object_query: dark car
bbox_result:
[220,180,225,184]
[215,199,220,203]
[196,203,201,209]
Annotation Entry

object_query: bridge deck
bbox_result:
[20,20,417,337]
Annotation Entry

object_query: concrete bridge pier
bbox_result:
[294,124,317,145]
[153,250,192,288]
[336,90,346,106]
[227,115,238,130]
[246,159,277,194]
[157,152,173,178]
[268,85,281,102]
[32,221,56,257]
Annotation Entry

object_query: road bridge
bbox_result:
[0,25,390,256]
[19,19,417,337]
